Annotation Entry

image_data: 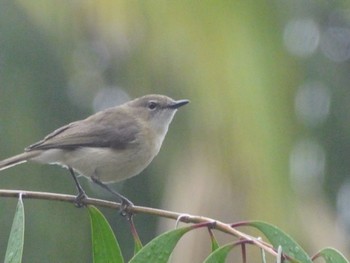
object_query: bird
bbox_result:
[0,94,189,211]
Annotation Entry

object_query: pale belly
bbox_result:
[32,146,159,183]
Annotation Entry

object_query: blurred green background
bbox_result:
[0,1,350,262]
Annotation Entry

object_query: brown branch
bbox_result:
[0,189,278,258]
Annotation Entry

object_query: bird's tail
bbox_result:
[0,151,40,171]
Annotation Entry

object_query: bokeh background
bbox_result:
[0,1,350,262]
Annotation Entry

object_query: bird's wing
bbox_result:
[26,109,140,151]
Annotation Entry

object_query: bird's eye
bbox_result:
[148,101,157,110]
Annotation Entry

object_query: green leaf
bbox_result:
[4,196,25,263]
[88,205,124,263]
[203,243,236,263]
[129,226,192,263]
[247,221,311,263]
[313,248,349,263]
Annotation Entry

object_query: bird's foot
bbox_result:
[74,189,88,208]
[120,197,134,219]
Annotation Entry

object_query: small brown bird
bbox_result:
[0,94,189,209]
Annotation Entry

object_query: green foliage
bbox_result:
[4,197,24,263]
[88,205,124,263]
[2,201,349,262]
[243,221,311,263]
[313,248,349,263]
[203,242,236,263]
[130,226,192,263]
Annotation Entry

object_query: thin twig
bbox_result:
[0,189,278,258]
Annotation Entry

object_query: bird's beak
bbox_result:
[169,99,190,109]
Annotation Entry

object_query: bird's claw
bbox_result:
[120,198,134,219]
[74,190,88,208]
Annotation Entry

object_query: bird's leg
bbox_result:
[91,176,134,218]
[68,167,87,207]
